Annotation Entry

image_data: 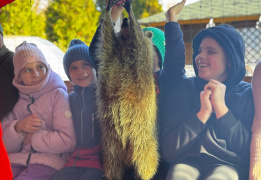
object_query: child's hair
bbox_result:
[143,27,165,69]
[13,41,48,81]
[63,39,94,81]
[192,24,246,87]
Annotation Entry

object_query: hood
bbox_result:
[13,68,66,98]
[192,24,246,88]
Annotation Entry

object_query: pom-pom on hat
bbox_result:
[13,41,48,80]
[143,27,165,69]
[63,39,93,81]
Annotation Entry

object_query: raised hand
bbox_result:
[165,0,186,22]
[197,88,213,124]
[15,114,42,133]
[204,79,228,119]
[111,3,124,23]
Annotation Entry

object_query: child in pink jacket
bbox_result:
[1,41,76,180]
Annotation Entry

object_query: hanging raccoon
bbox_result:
[95,0,159,179]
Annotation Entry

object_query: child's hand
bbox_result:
[165,0,186,22]
[15,114,42,133]
[23,133,33,144]
[204,79,228,119]
[197,88,213,124]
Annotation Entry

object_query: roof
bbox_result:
[3,36,68,81]
[139,0,261,24]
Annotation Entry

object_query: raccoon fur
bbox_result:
[95,0,159,180]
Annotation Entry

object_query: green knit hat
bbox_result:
[0,23,3,36]
[143,27,165,69]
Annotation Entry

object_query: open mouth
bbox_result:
[198,63,209,68]
[78,76,88,81]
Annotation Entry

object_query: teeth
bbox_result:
[199,63,208,68]
[79,77,87,80]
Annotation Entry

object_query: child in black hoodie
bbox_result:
[159,0,254,179]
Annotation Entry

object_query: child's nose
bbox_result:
[32,70,40,77]
[79,68,86,74]
[198,51,206,59]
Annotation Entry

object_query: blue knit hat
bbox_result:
[143,27,165,69]
[63,39,94,81]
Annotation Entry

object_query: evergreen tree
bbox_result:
[46,0,100,51]
[0,0,46,38]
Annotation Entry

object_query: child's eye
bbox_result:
[83,63,91,67]
[70,67,77,71]
[24,68,31,72]
[207,50,216,54]
[38,65,45,70]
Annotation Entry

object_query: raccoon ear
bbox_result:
[144,31,153,39]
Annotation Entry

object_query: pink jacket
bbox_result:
[2,69,76,171]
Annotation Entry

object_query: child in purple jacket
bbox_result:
[2,41,76,180]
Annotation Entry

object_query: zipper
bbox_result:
[73,149,81,167]
[80,89,85,145]
[92,113,94,138]
[27,96,35,113]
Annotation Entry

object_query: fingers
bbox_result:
[204,79,225,92]
[18,115,42,133]
[111,4,124,23]
[23,133,33,144]
[202,88,212,96]
[165,0,186,22]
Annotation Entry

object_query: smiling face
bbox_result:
[18,61,47,86]
[69,60,97,88]
[195,37,230,82]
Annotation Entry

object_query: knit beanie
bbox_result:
[63,39,93,81]
[13,41,48,80]
[0,23,3,36]
[192,24,246,88]
[143,27,165,69]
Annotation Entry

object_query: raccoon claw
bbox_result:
[106,0,132,12]
[119,0,132,14]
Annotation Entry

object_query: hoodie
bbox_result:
[159,23,254,176]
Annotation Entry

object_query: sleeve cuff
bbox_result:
[186,114,207,135]
[214,110,238,131]
[10,120,26,139]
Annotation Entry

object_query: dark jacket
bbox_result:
[0,45,19,121]
[159,22,254,172]
[65,84,102,169]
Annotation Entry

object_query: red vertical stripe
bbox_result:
[0,123,13,180]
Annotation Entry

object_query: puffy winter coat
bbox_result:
[2,69,76,171]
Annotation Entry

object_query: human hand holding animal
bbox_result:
[197,88,213,124]
[204,79,228,119]
[15,114,42,133]
[111,3,124,23]
[166,0,186,22]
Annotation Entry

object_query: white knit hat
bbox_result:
[13,41,48,80]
